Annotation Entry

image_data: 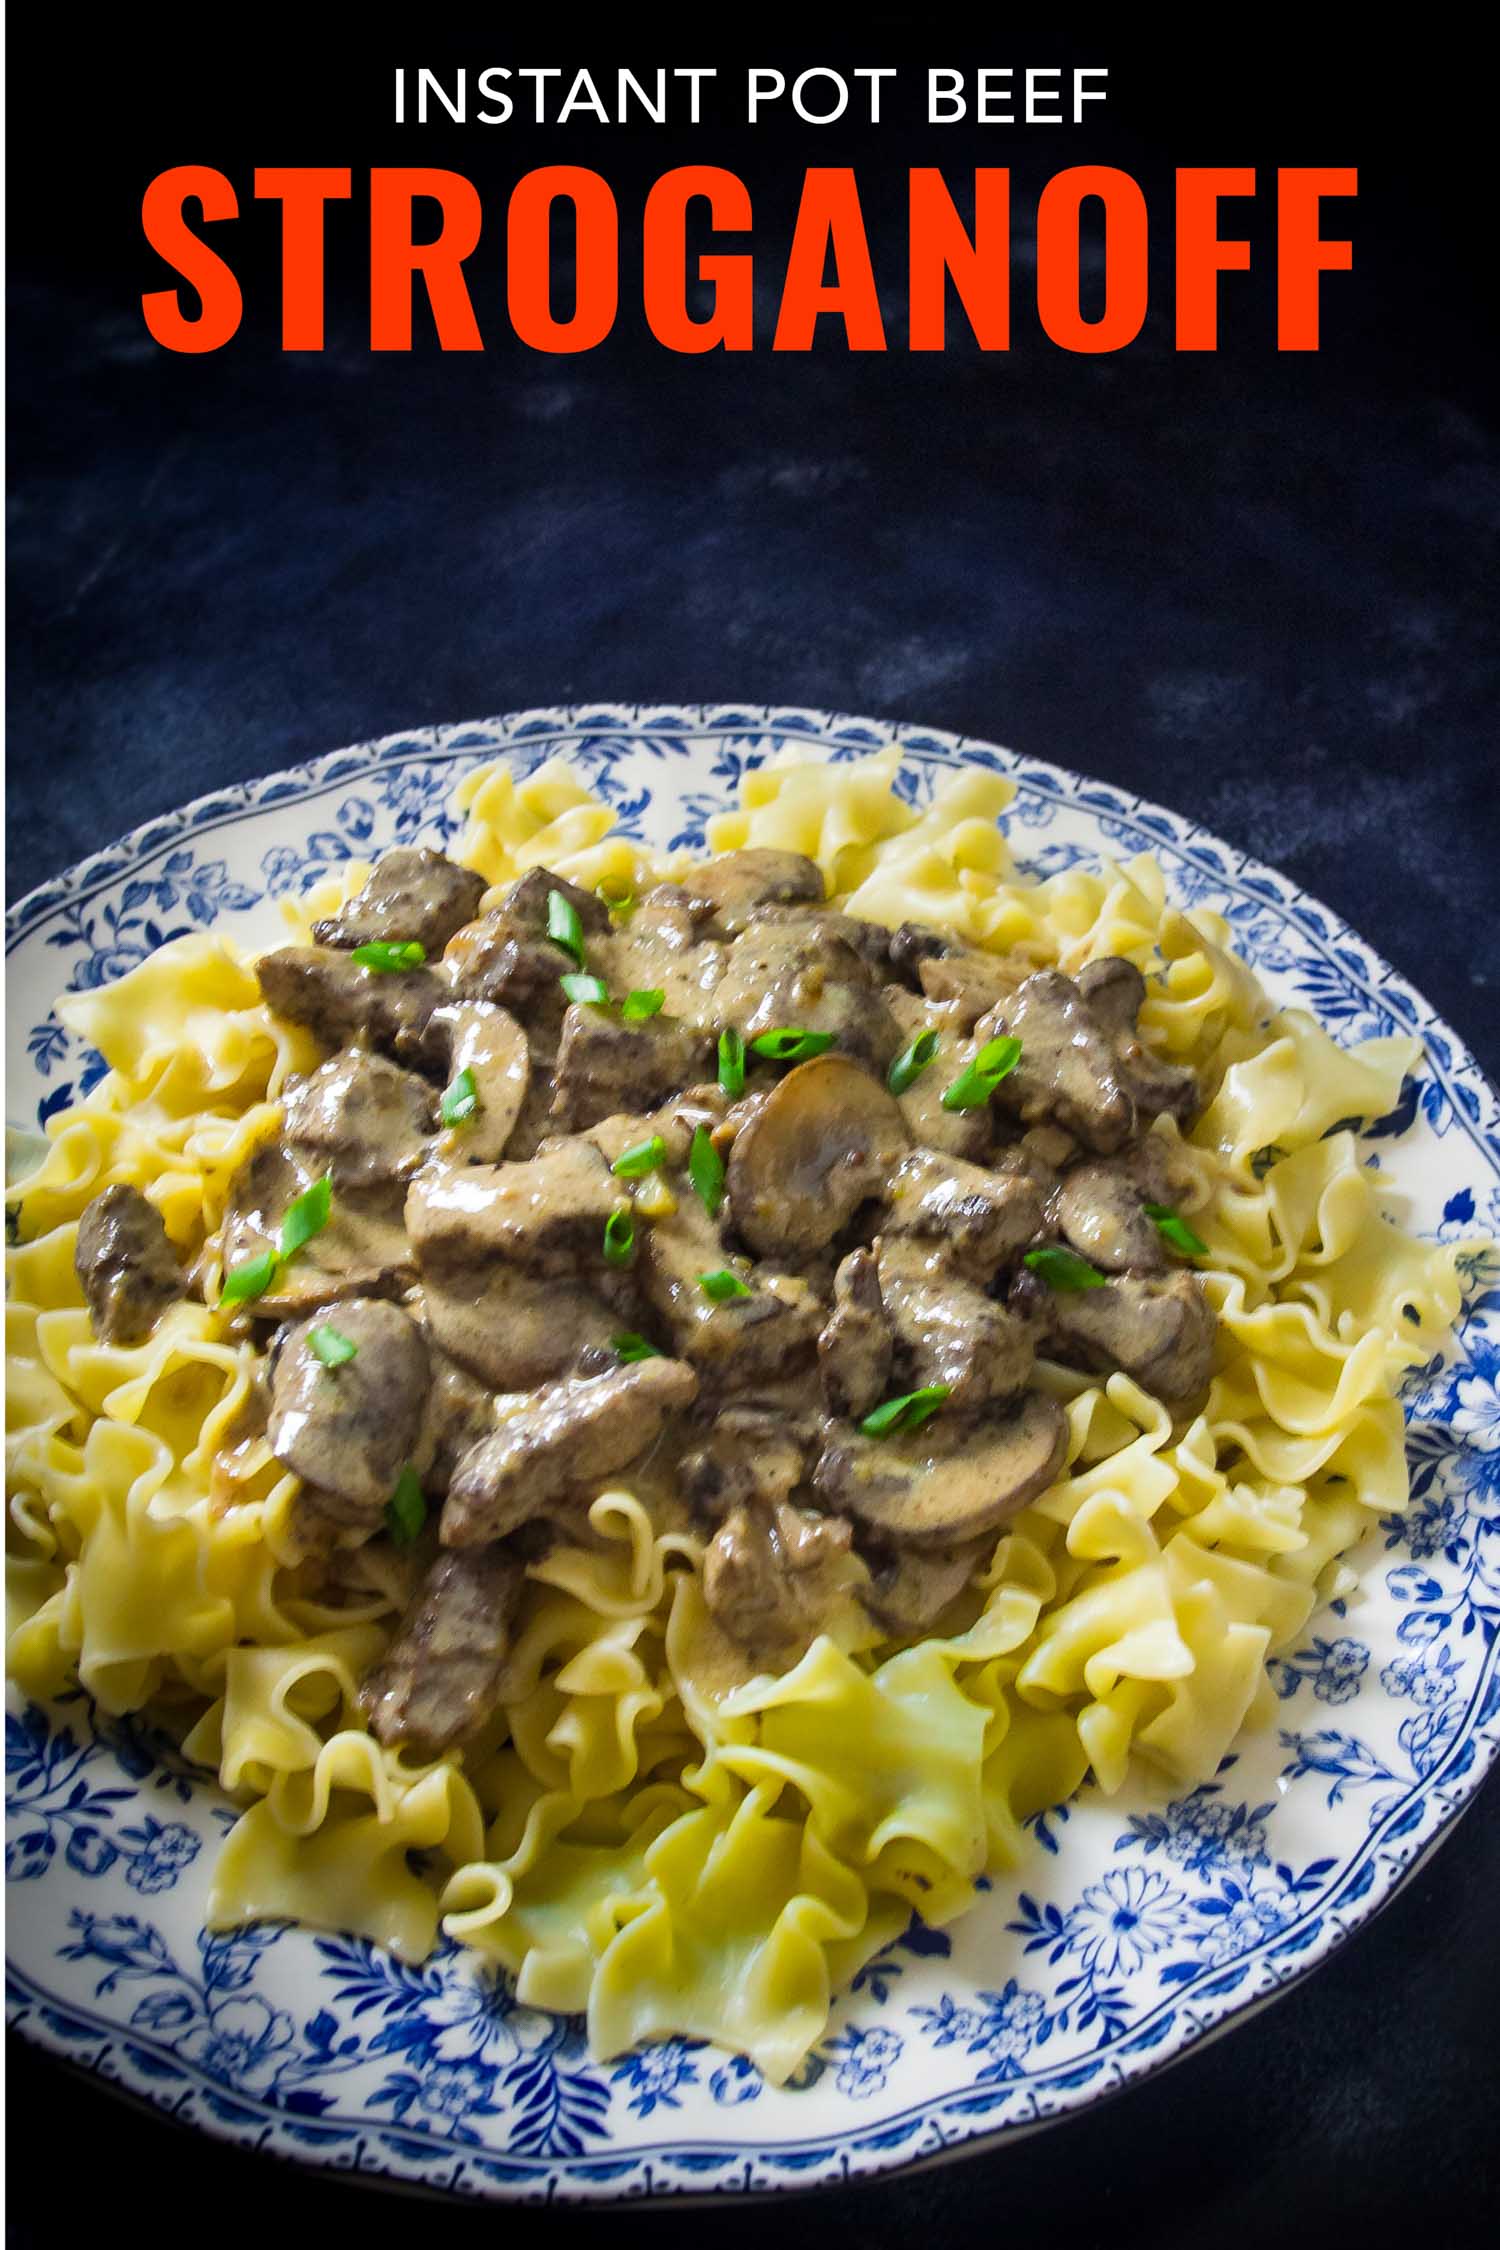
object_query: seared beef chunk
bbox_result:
[986,969,1137,1153]
[917,948,1022,1030]
[1054,1145,1176,1274]
[431,1001,531,1163]
[601,886,728,1031]
[1076,957,1199,1125]
[282,1050,435,1191]
[888,922,954,984]
[360,1547,526,1755]
[406,1139,619,1276]
[875,1237,1035,1411]
[713,918,902,1078]
[410,1342,497,1497]
[443,869,610,1036]
[256,946,445,1066]
[220,1142,414,1315]
[269,1299,428,1538]
[1043,1270,1216,1404]
[74,1184,182,1343]
[443,1358,698,1545]
[550,1004,712,1133]
[882,1148,1042,1278]
[884,987,993,1162]
[727,1055,908,1263]
[753,902,892,975]
[638,1190,822,1383]
[681,1405,813,1519]
[701,1500,860,1667]
[859,1536,990,1636]
[312,847,486,956]
[680,848,825,934]
[815,1392,1066,1548]
[818,1249,892,1421]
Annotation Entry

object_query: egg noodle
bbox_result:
[5,748,1466,2078]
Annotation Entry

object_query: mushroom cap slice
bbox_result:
[726,1053,909,1263]
[814,1391,1066,1550]
[431,999,531,1163]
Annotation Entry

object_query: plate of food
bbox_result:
[6,703,1498,2201]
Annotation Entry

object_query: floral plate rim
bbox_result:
[6,701,1499,2204]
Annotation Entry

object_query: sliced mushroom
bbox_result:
[431,1000,531,1162]
[442,1357,699,1546]
[726,1054,908,1263]
[680,848,825,934]
[268,1298,429,1533]
[1054,1154,1169,1274]
[859,1536,991,1636]
[813,1391,1066,1549]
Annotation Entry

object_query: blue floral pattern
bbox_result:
[6,704,1498,2202]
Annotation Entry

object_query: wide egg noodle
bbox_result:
[5,746,1478,2076]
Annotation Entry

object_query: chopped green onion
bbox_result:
[698,1268,752,1302]
[888,1029,940,1098]
[748,1027,836,1065]
[718,1027,746,1099]
[440,1066,479,1128]
[597,880,636,917]
[561,971,610,1007]
[611,1331,661,1362]
[350,940,426,972]
[611,1134,666,1179]
[385,1465,427,1547]
[280,1175,332,1259]
[602,1209,637,1266]
[308,1322,357,1369]
[219,1249,278,1307]
[546,888,586,967]
[859,1384,952,1438]
[1024,1245,1106,1291]
[621,987,665,1022]
[941,1034,1023,1112]
[1146,1203,1208,1258]
[688,1124,725,1218]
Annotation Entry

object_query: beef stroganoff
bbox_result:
[6,748,1465,2077]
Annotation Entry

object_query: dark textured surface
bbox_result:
[5,28,1499,2244]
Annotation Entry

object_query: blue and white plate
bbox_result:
[6,705,1499,2201]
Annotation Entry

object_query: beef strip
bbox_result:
[875,1236,1035,1410]
[312,847,487,956]
[360,1547,526,1755]
[882,1147,1043,1279]
[442,1357,698,1545]
[712,917,902,1077]
[701,1499,861,1667]
[752,902,893,975]
[679,848,825,935]
[859,1535,991,1636]
[637,1187,823,1384]
[219,1141,414,1315]
[405,1139,620,1277]
[818,1248,892,1420]
[550,1003,712,1132]
[680,1404,813,1519]
[1042,1270,1216,1403]
[256,946,446,1067]
[917,948,1024,1030]
[281,1049,436,1191]
[1075,956,1199,1125]
[74,1184,183,1344]
[983,969,1139,1154]
[268,1299,428,1538]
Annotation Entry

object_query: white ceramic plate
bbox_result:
[6,704,1498,2201]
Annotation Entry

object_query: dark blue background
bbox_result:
[6,29,1497,2244]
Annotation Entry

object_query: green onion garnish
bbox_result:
[219,1249,278,1307]
[941,1035,1023,1112]
[1146,1204,1208,1258]
[621,988,665,1022]
[699,1268,751,1302]
[308,1322,357,1368]
[350,940,426,972]
[280,1175,332,1259]
[597,881,636,917]
[718,1028,746,1099]
[748,1028,836,1065]
[611,1134,666,1179]
[440,1066,479,1128]
[1024,1246,1106,1291]
[859,1384,952,1438]
[688,1124,725,1218]
[385,1465,427,1546]
[888,1029,940,1098]
[603,1209,637,1266]
[547,889,586,967]
[612,1331,661,1362]
[561,972,610,1007]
